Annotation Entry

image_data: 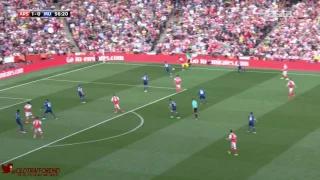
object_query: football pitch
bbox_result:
[1,62,320,180]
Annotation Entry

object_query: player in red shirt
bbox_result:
[286,78,296,98]
[24,102,32,124]
[32,117,44,139]
[178,57,186,70]
[280,64,289,80]
[226,130,238,156]
[111,94,124,113]
[174,75,181,92]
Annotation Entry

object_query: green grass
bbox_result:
[0,62,320,180]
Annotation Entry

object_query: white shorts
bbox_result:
[25,112,32,117]
[289,88,293,93]
[34,128,42,132]
[114,104,120,109]
[176,84,181,88]
[231,142,237,149]
[282,71,287,76]
[181,63,184,67]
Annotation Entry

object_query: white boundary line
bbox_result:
[0,63,102,93]
[45,79,176,90]
[107,62,320,77]
[47,112,144,148]
[0,89,187,164]
[0,99,32,111]
[0,97,31,101]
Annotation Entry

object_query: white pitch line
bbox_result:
[0,89,187,164]
[47,112,144,148]
[0,97,31,101]
[0,63,102,93]
[45,79,176,90]
[107,62,320,77]
[0,100,32,110]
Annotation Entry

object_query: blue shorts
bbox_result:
[78,92,84,97]
[171,108,177,112]
[199,95,206,99]
[45,109,53,113]
[248,121,255,127]
[165,68,169,72]
[143,81,148,85]
[238,66,242,70]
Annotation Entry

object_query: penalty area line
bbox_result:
[0,99,32,111]
[47,112,144,148]
[0,89,187,164]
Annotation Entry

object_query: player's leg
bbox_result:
[247,123,252,132]
[175,111,180,119]
[233,143,238,156]
[252,124,256,134]
[25,112,29,124]
[194,108,198,120]
[81,95,86,103]
[43,111,47,119]
[176,85,181,92]
[34,129,37,138]
[17,120,25,133]
[228,143,234,154]
[39,129,44,138]
[170,110,174,118]
[50,111,57,119]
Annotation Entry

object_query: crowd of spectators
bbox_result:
[0,0,73,57]
[157,0,289,57]
[254,1,320,61]
[0,0,319,62]
[61,0,174,53]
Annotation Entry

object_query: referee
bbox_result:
[192,98,198,120]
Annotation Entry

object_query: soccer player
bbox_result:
[178,57,185,70]
[198,88,208,104]
[192,98,198,120]
[111,94,124,113]
[41,99,57,120]
[16,109,26,133]
[32,117,44,139]
[237,60,244,73]
[226,130,238,156]
[248,112,258,133]
[286,78,296,98]
[169,99,180,119]
[281,64,289,80]
[142,73,149,92]
[164,61,172,77]
[24,101,32,124]
[174,75,181,92]
[78,85,86,103]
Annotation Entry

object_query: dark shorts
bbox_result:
[248,121,255,127]
[193,108,198,113]
[200,95,205,99]
[45,109,53,113]
[143,81,148,85]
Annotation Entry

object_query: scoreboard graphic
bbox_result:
[18,10,70,18]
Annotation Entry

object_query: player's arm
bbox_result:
[40,104,45,110]
[226,135,231,140]
[254,118,258,122]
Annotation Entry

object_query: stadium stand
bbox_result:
[0,0,73,56]
[254,1,320,61]
[61,0,174,53]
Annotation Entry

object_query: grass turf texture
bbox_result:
[0,62,320,180]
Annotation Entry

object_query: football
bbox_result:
[172,68,175,70]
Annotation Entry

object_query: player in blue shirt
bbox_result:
[248,112,258,133]
[41,99,58,120]
[198,88,208,104]
[237,59,245,73]
[16,109,26,133]
[164,61,172,77]
[169,99,180,119]
[78,85,86,103]
[142,73,149,92]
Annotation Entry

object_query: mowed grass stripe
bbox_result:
[248,129,320,180]
[152,81,320,180]
[0,65,185,163]
[0,63,95,89]
[34,71,277,179]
